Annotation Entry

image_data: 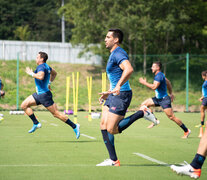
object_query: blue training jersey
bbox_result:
[34,63,52,94]
[202,80,207,97]
[154,72,168,99]
[106,46,131,91]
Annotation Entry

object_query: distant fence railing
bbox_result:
[0,40,102,65]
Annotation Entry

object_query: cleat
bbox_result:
[96,159,120,166]
[182,129,191,139]
[142,105,159,126]
[73,124,80,139]
[28,122,41,133]
[171,161,201,179]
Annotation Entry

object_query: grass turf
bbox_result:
[0,111,206,180]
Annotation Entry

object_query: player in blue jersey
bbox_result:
[198,70,207,137]
[96,29,158,166]
[0,79,5,122]
[139,61,191,138]
[21,52,80,138]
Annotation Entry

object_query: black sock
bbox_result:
[29,114,39,125]
[190,153,206,169]
[118,110,144,133]
[201,121,204,126]
[65,119,76,129]
[180,123,188,132]
[101,130,117,161]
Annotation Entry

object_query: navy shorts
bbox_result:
[152,95,172,109]
[104,90,132,116]
[202,97,207,106]
[32,91,54,108]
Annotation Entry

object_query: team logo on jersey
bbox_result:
[111,107,116,111]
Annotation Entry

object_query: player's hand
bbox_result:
[25,67,34,76]
[170,94,175,102]
[48,85,52,91]
[139,77,147,85]
[199,97,203,102]
[98,91,110,104]
[111,85,121,96]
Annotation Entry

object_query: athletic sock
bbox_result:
[190,153,206,169]
[29,114,39,125]
[201,121,204,126]
[180,123,188,132]
[65,119,76,129]
[118,110,144,133]
[101,130,117,161]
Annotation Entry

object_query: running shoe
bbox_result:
[96,159,120,166]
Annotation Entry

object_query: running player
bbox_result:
[21,52,80,138]
[171,121,207,179]
[0,79,5,121]
[197,70,207,138]
[96,29,158,166]
[139,61,191,138]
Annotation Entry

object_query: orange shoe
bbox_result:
[182,129,191,139]
[114,160,120,166]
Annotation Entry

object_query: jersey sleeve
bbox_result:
[36,65,45,73]
[114,51,129,65]
[154,74,163,82]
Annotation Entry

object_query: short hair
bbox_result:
[153,61,162,70]
[108,28,124,44]
[39,52,48,62]
[201,70,207,77]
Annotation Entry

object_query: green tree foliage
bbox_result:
[61,0,207,69]
[14,25,30,41]
[0,0,72,42]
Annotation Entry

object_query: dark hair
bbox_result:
[201,70,207,77]
[39,52,48,62]
[153,61,162,70]
[108,28,124,44]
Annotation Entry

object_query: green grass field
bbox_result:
[0,111,206,180]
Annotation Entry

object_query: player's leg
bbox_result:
[21,94,41,133]
[199,105,207,137]
[46,103,80,139]
[171,122,207,179]
[97,106,120,166]
[163,108,190,138]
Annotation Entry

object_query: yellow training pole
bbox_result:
[74,72,79,124]
[72,72,76,123]
[87,76,92,121]
[65,76,70,113]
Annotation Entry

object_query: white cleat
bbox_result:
[142,105,159,126]
[170,161,201,179]
[96,159,120,166]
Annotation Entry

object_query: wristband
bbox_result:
[29,72,34,77]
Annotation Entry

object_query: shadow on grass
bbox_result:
[38,140,98,143]
[122,163,171,167]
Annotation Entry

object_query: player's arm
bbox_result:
[50,68,57,82]
[139,77,160,90]
[166,78,175,102]
[112,60,133,95]
[1,82,4,90]
[25,67,45,80]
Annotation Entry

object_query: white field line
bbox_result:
[133,152,170,166]
[41,120,47,123]
[80,133,96,140]
[50,123,59,127]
